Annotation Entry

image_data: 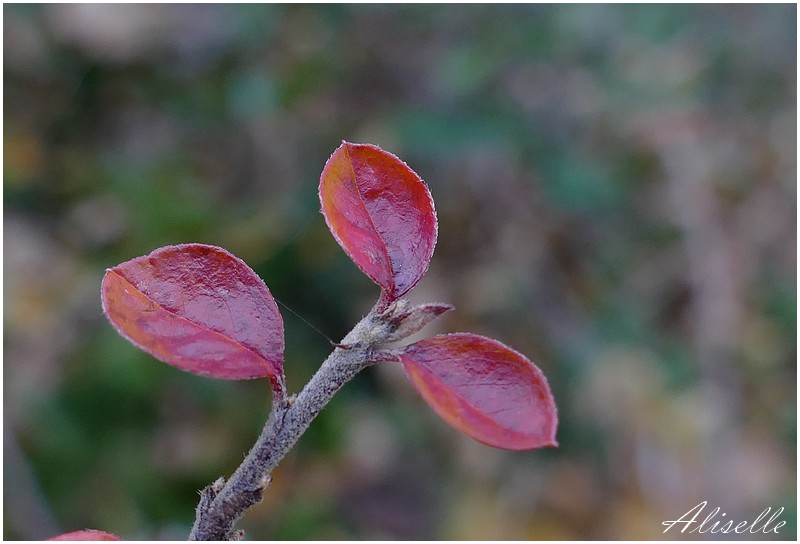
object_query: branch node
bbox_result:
[332,341,363,350]
[189,299,415,540]
[371,350,403,363]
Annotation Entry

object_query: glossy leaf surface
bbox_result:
[101,244,284,382]
[399,333,557,450]
[48,530,123,541]
[319,141,437,301]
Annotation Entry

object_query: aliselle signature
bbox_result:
[662,501,786,535]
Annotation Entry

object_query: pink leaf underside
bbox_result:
[48,530,123,541]
[101,244,284,380]
[319,141,437,300]
[399,333,558,450]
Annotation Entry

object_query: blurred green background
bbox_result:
[4,4,796,540]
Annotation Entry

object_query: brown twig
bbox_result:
[188,299,447,540]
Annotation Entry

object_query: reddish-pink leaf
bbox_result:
[48,530,123,541]
[319,141,437,302]
[399,333,557,450]
[101,244,284,382]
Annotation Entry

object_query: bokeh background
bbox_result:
[4,4,796,540]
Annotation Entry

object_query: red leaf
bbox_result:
[101,244,284,382]
[399,333,557,450]
[48,530,123,541]
[319,142,437,302]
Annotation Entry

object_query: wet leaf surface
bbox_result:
[399,333,557,450]
[101,244,284,381]
[319,142,437,301]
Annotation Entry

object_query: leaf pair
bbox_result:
[101,142,557,450]
[320,142,557,449]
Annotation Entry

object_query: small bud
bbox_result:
[383,302,453,342]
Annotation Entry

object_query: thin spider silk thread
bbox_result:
[272,295,335,346]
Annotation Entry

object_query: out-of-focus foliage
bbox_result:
[4,4,795,540]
